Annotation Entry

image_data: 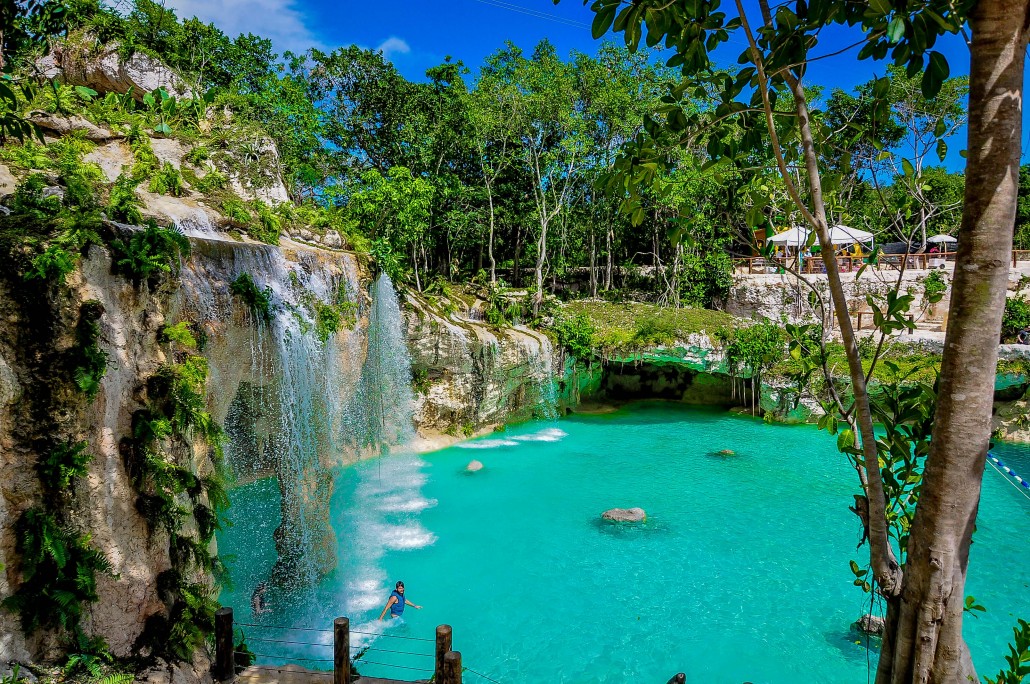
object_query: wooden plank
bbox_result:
[237,664,427,684]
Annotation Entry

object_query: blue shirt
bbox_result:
[390,590,405,616]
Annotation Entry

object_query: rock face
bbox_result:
[405,297,558,441]
[602,507,647,522]
[852,614,886,636]
[41,38,193,102]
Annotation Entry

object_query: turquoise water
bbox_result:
[218,403,1030,683]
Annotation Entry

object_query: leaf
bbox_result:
[901,158,915,178]
[922,51,950,98]
[886,17,905,43]
[936,139,947,162]
[74,85,98,100]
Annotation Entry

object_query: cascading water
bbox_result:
[179,237,359,586]
[351,274,417,451]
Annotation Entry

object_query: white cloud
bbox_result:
[163,0,326,54]
[375,36,411,60]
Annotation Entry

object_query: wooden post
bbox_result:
[435,625,453,681]
[214,607,234,681]
[442,650,462,684]
[666,674,686,684]
[334,617,350,684]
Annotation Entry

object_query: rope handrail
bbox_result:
[350,628,435,642]
[246,636,330,647]
[355,659,434,673]
[360,645,434,658]
[239,664,332,678]
[237,651,333,664]
[465,666,503,683]
[234,620,331,634]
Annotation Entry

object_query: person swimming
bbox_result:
[251,582,270,615]
[378,581,422,620]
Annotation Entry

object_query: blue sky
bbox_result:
[164,0,981,170]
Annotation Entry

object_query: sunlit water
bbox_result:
[218,402,1030,683]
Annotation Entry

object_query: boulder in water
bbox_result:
[602,507,646,523]
[717,449,736,456]
[466,460,484,472]
[852,614,885,636]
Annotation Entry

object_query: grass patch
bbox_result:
[562,300,737,357]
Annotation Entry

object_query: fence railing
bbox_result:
[215,607,690,683]
[733,249,1030,275]
[214,607,505,684]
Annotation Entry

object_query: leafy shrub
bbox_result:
[633,317,679,346]
[148,162,185,196]
[2,140,52,170]
[110,220,190,284]
[552,312,596,359]
[194,168,228,193]
[23,245,76,284]
[220,198,252,227]
[680,249,734,308]
[72,300,108,398]
[249,201,281,244]
[107,174,144,224]
[984,618,1030,684]
[1002,297,1030,343]
[230,273,273,322]
[726,319,786,381]
[922,270,949,304]
[2,507,113,633]
[314,301,341,343]
[159,322,197,348]
[11,173,61,220]
[184,145,210,165]
[128,124,159,179]
[38,440,91,491]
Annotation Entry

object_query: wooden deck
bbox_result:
[236,664,428,684]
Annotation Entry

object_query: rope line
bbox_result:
[246,636,330,648]
[988,454,1030,489]
[239,651,333,664]
[234,621,331,634]
[355,659,433,673]
[465,666,504,683]
[239,665,332,678]
[987,457,1030,504]
[350,629,435,642]
[361,645,434,658]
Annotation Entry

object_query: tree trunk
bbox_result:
[605,224,613,290]
[877,3,1028,682]
[534,219,548,313]
[487,182,497,284]
[590,228,598,297]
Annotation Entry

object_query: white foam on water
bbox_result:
[376,523,437,550]
[456,439,519,449]
[378,495,438,513]
[512,427,568,443]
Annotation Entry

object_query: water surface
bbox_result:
[219,402,1030,683]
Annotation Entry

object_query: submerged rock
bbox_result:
[852,613,885,636]
[717,449,736,456]
[466,459,484,472]
[602,507,647,523]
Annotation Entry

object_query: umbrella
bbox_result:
[927,234,958,244]
[767,226,811,247]
[828,224,875,245]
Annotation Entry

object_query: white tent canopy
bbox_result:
[828,224,875,245]
[767,226,811,247]
[927,234,958,244]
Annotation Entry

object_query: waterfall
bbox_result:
[359,273,417,450]
[177,237,419,586]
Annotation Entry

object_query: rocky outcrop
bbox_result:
[602,507,647,522]
[29,112,120,142]
[852,614,886,636]
[405,297,558,440]
[40,38,193,102]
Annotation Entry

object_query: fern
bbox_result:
[38,441,92,491]
[109,220,190,284]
